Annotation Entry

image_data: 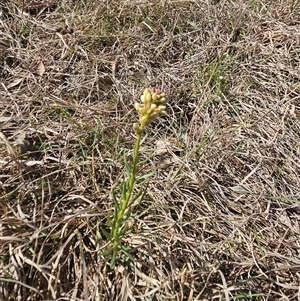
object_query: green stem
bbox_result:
[111,130,142,258]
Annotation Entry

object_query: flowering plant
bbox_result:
[108,88,167,267]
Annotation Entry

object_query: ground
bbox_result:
[0,0,300,300]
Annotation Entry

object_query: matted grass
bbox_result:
[0,0,300,300]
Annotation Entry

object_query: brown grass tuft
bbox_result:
[1,0,300,300]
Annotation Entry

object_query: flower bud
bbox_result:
[143,88,150,96]
[152,93,158,101]
[134,102,140,111]
[158,97,167,105]
[141,116,148,126]
[158,105,166,112]
[145,92,152,103]
[150,111,159,119]
[148,103,156,113]
[133,123,140,134]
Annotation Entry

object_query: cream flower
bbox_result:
[134,88,168,134]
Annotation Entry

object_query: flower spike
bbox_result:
[134,88,168,134]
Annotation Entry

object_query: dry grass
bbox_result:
[1,0,300,300]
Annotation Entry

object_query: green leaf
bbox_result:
[124,152,132,177]
[120,245,134,262]
[136,154,153,167]
[101,226,111,240]
[140,132,148,145]
[128,183,148,207]
[109,254,116,269]
[137,170,155,181]
[102,246,113,257]
[112,188,120,211]
[121,181,128,200]
[128,187,144,207]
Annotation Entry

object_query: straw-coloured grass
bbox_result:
[1,0,300,300]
